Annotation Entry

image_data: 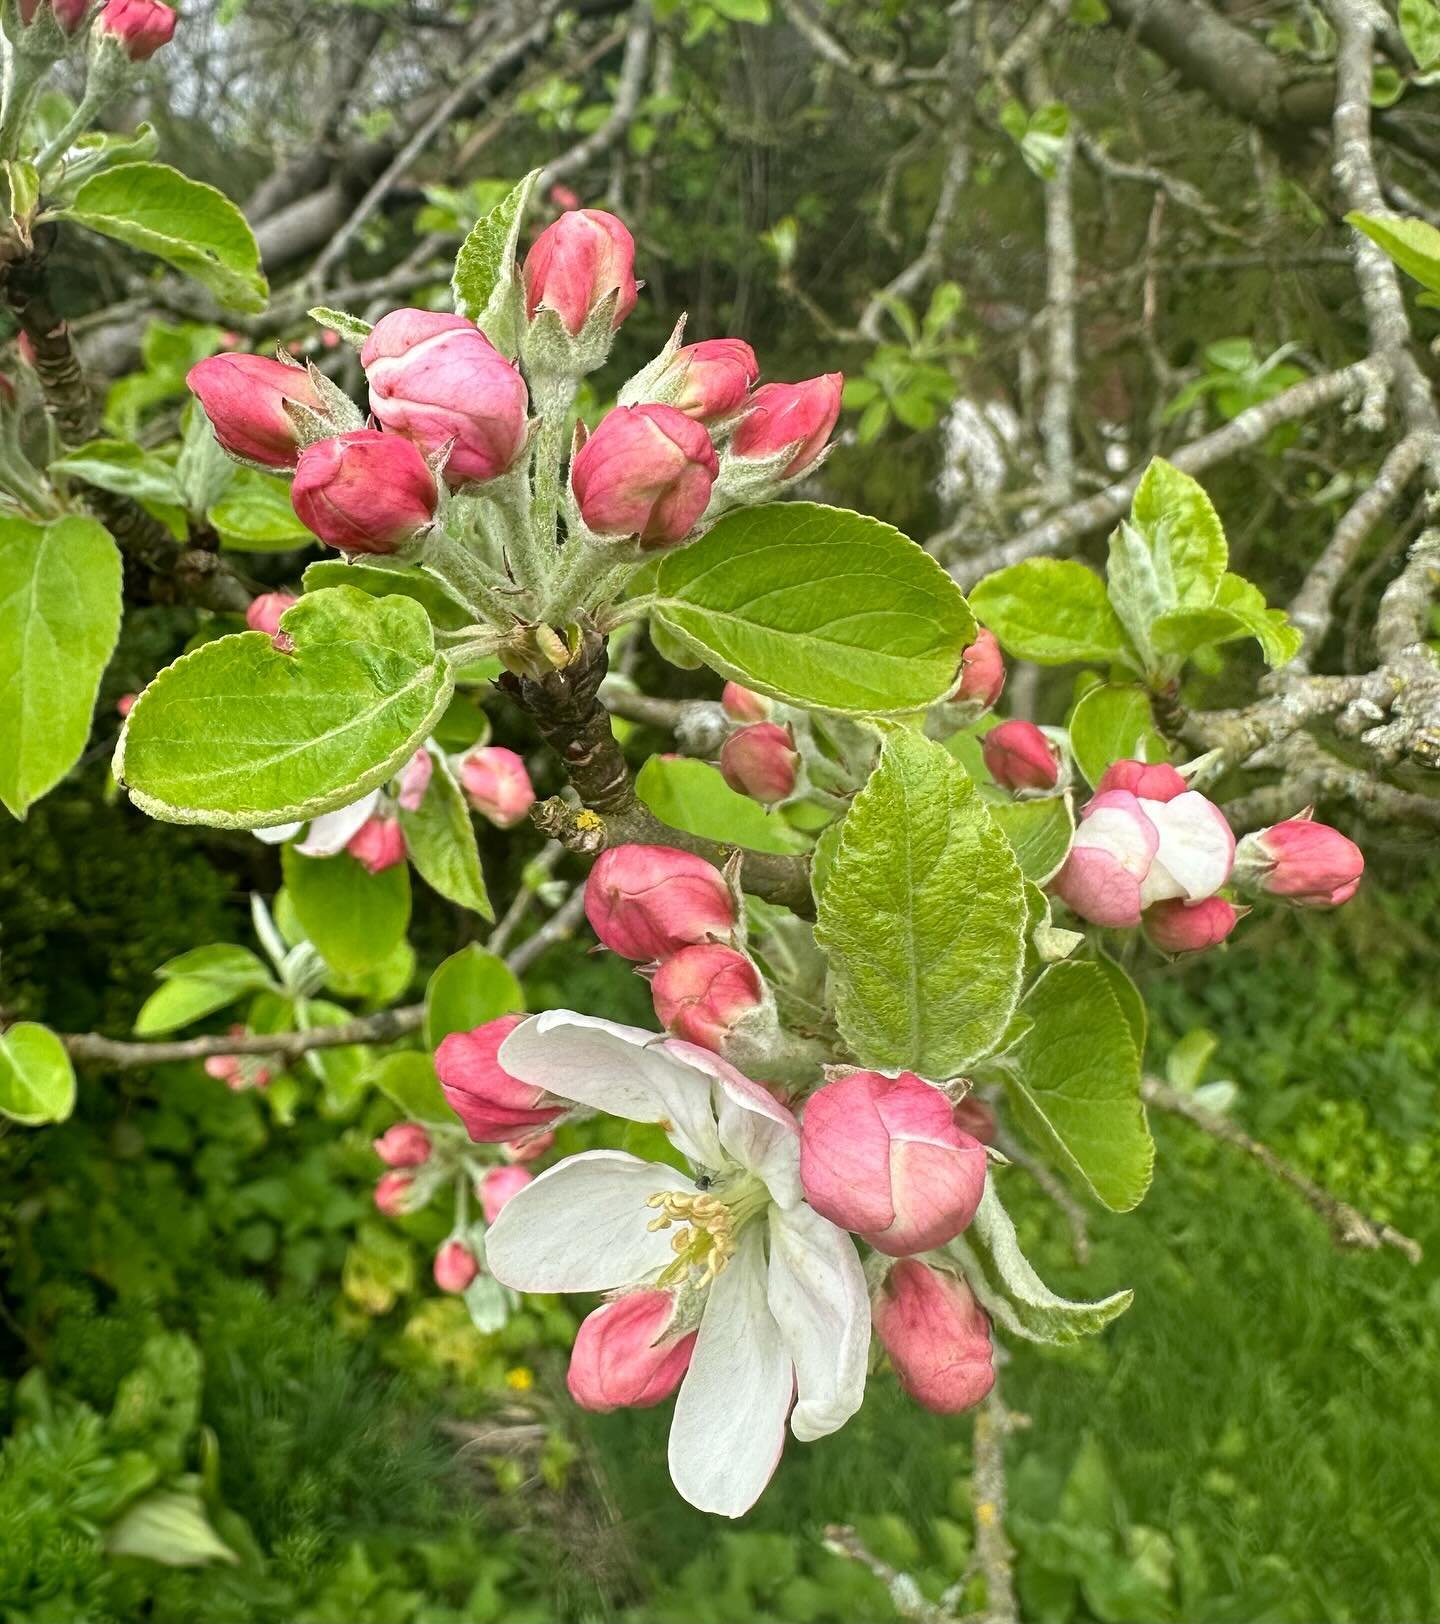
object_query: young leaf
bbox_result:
[424,944,525,1050]
[0,1022,77,1126]
[635,755,808,856]
[995,960,1154,1212]
[103,1490,239,1567]
[308,306,373,347]
[1068,683,1167,788]
[55,163,268,313]
[1346,211,1440,294]
[970,558,1135,667]
[207,468,314,551]
[282,847,411,978]
[1150,573,1301,669]
[1129,457,1228,608]
[948,1178,1132,1344]
[816,728,1028,1078]
[0,515,123,819]
[986,794,1075,884]
[370,1049,453,1124]
[653,503,977,714]
[452,169,540,353]
[301,558,472,630]
[49,439,186,507]
[115,588,454,827]
[398,754,494,919]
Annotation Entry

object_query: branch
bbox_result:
[1141,1077,1423,1263]
[1036,82,1077,502]
[992,1125,1090,1265]
[963,1385,1023,1624]
[822,1526,959,1624]
[538,0,653,190]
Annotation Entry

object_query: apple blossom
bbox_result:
[479,1164,533,1223]
[523,208,638,335]
[584,844,735,963]
[1143,895,1241,954]
[457,745,535,827]
[436,1014,565,1143]
[244,591,297,641]
[346,815,406,875]
[203,1028,271,1092]
[291,430,437,554]
[97,0,175,61]
[373,1123,432,1168]
[433,1239,480,1293]
[374,1171,415,1216]
[567,1290,697,1412]
[253,789,382,858]
[396,749,433,812]
[951,628,1006,709]
[732,375,843,475]
[667,339,759,421]
[650,945,765,1053]
[1233,816,1364,907]
[721,682,772,723]
[982,720,1061,793]
[186,354,324,468]
[720,722,800,805]
[871,1260,995,1415]
[571,403,718,548]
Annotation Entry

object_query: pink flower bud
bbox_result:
[478,1164,533,1223]
[721,681,772,723]
[346,815,406,875]
[1096,758,1187,802]
[374,1171,415,1216]
[549,183,582,211]
[20,0,88,32]
[1051,789,1158,927]
[245,591,297,640]
[583,844,735,962]
[96,0,175,60]
[982,720,1060,793]
[116,693,137,718]
[186,354,324,469]
[362,309,529,486]
[457,745,535,828]
[571,403,718,548]
[291,430,437,554]
[203,1026,270,1092]
[1143,895,1241,954]
[668,339,759,421]
[502,1129,555,1164]
[567,1290,697,1412]
[433,1239,479,1294]
[872,1260,995,1415]
[650,945,764,1053]
[373,1123,432,1167]
[732,374,843,476]
[951,628,1006,709]
[800,1072,987,1256]
[719,722,799,806]
[435,1014,564,1143]
[396,748,433,813]
[1235,817,1364,907]
[523,208,638,335]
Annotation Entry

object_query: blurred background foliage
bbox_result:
[3,0,1439,1619]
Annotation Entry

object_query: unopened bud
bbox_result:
[347,815,406,875]
[719,722,799,806]
[584,844,735,962]
[650,944,764,1054]
[245,591,297,646]
[721,681,772,723]
[523,208,638,336]
[666,338,759,421]
[1096,758,1187,802]
[1233,816,1363,907]
[982,720,1061,793]
[433,1239,480,1293]
[187,354,324,468]
[1143,895,1242,954]
[567,1289,696,1412]
[457,745,535,828]
[872,1260,995,1415]
[435,1014,564,1143]
[571,403,718,548]
[291,430,437,554]
[951,628,1006,709]
[96,0,175,60]
[396,748,433,812]
[478,1164,533,1223]
[373,1122,432,1167]
[732,374,843,476]
[374,1171,415,1216]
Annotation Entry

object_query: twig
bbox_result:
[963,1384,1022,1624]
[1035,68,1077,502]
[992,1126,1091,1264]
[538,0,653,190]
[1141,1076,1423,1263]
[822,1526,959,1624]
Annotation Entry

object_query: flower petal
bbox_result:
[484,1150,695,1293]
[766,1204,869,1443]
[668,1227,792,1517]
[253,820,303,845]
[296,790,381,857]
[498,1011,724,1167]
[1142,791,1235,903]
[664,1038,802,1206]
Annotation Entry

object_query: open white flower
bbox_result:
[484,1010,870,1517]
[252,789,380,855]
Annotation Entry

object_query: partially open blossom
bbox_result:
[292,430,437,554]
[245,592,297,644]
[952,628,1006,709]
[1142,791,1235,903]
[584,844,735,962]
[97,0,176,60]
[732,374,843,476]
[479,1164,533,1223]
[651,945,764,1053]
[568,1290,697,1413]
[457,745,534,827]
[721,682,772,723]
[20,0,88,31]
[436,1014,564,1143]
[347,815,406,875]
[1234,816,1364,907]
[524,208,638,335]
[373,1122,432,1168]
[1096,758,1187,802]
[502,1128,555,1164]
[362,308,529,485]
[434,1239,480,1294]
[572,403,718,548]
[396,749,433,812]
[374,1171,415,1216]
[668,339,759,421]
[720,722,799,806]
[872,1261,995,1415]
[187,354,324,468]
[800,1071,987,1256]
[983,720,1060,793]
[1144,895,1241,955]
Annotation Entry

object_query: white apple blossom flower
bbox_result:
[252,788,380,855]
[483,1010,870,1518]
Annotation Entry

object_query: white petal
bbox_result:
[296,790,381,857]
[766,1204,868,1443]
[1142,792,1235,903]
[498,1011,725,1168]
[484,1150,695,1293]
[668,1227,792,1517]
[253,821,303,846]
[666,1039,803,1207]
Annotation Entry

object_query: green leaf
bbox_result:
[370,1049,452,1124]
[948,1179,1132,1344]
[1166,1027,1218,1092]
[635,755,808,855]
[816,728,1028,1078]
[115,587,454,827]
[282,848,411,978]
[1094,951,1147,1057]
[104,1490,239,1568]
[1068,683,1167,788]
[1402,0,1440,68]
[452,169,539,353]
[398,754,493,919]
[0,1023,76,1126]
[55,163,268,313]
[996,961,1154,1212]
[986,794,1075,884]
[1129,457,1228,608]
[155,944,272,986]
[1150,573,1301,669]
[1346,211,1440,294]
[134,979,248,1036]
[653,503,976,714]
[207,469,314,551]
[970,559,1134,667]
[49,438,185,507]
[308,306,373,347]
[712,0,771,20]
[424,944,525,1051]
[301,558,471,630]
[0,515,123,819]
